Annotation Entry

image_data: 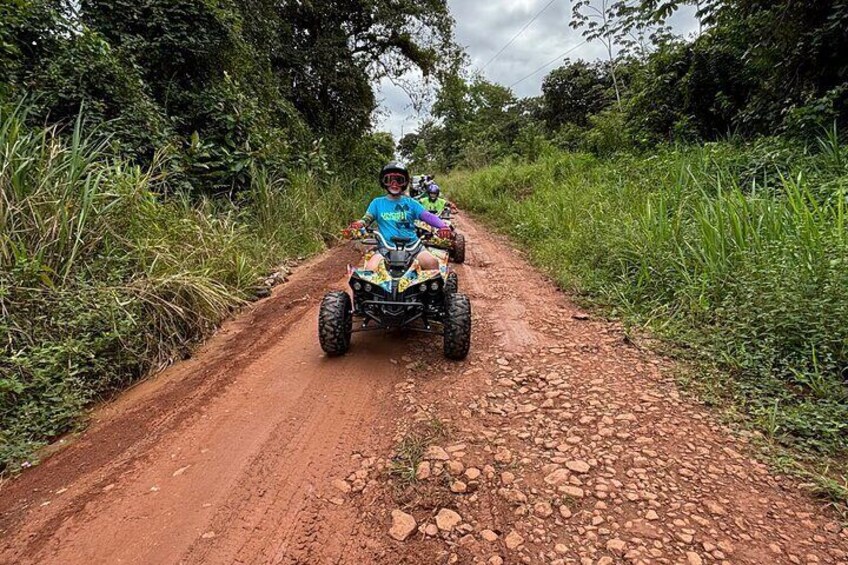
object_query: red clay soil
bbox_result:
[0,217,846,565]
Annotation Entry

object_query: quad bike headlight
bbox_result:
[364,283,373,292]
[353,281,362,291]
[420,283,428,292]
[430,281,440,291]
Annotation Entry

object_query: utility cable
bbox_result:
[480,0,561,71]
[508,39,589,88]
[508,0,641,89]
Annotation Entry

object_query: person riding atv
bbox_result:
[417,183,454,217]
[414,183,466,264]
[322,162,471,359]
[348,163,451,272]
[409,174,431,199]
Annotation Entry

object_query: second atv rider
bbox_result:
[417,183,454,217]
[349,162,452,271]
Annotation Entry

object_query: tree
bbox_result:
[2,0,459,192]
[398,132,421,162]
[570,0,686,108]
[570,0,628,108]
[431,74,525,168]
[541,60,612,131]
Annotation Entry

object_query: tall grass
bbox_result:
[0,104,374,469]
[449,138,848,464]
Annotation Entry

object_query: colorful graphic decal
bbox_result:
[352,248,450,294]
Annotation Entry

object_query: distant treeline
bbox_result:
[401,0,848,170]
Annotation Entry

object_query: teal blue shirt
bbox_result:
[364,196,427,243]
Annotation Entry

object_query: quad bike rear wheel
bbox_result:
[451,233,466,264]
[443,293,471,360]
[445,271,459,294]
[319,291,352,356]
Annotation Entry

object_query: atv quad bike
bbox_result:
[416,208,466,264]
[319,229,471,360]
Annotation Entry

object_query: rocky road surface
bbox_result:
[0,217,846,565]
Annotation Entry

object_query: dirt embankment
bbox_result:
[1,217,845,565]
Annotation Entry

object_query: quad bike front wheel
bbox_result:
[443,293,471,360]
[319,291,352,356]
[451,233,466,264]
[445,271,459,294]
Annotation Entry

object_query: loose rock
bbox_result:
[606,539,626,556]
[451,480,468,494]
[534,501,553,518]
[389,510,417,541]
[426,446,450,461]
[332,479,351,494]
[416,461,431,481]
[686,552,704,565]
[481,529,499,542]
[436,508,462,532]
[566,460,590,474]
[505,530,524,550]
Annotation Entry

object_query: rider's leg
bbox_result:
[417,250,439,270]
[365,251,383,270]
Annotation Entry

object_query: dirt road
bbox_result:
[1,217,846,565]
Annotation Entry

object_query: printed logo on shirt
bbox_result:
[380,210,409,222]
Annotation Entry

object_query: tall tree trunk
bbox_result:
[606,39,622,110]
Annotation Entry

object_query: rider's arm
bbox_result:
[420,211,446,230]
[361,200,379,225]
[410,198,445,229]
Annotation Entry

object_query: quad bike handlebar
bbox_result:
[344,225,425,250]
[342,225,379,247]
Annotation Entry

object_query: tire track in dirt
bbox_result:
[0,245,408,565]
[2,216,847,565]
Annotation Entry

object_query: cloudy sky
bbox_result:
[374,0,700,140]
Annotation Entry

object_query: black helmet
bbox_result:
[379,162,410,194]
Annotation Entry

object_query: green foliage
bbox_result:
[1,0,457,192]
[408,74,546,170]
[449,138,848,466]
[412,0,848,168]
[618,0,848,139]
[31,28,172,159]
[541,59,612,131]
[0,104,376,470]
[582,108,634,155]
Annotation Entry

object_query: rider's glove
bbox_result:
[437,227,453,240]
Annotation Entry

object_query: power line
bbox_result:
[480,0,560,71]
[508,39,589,89]
[507,0,643,90]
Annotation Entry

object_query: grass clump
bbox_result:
[0,103,375,470]
[389,418,450,486]
[448,136,848,496]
